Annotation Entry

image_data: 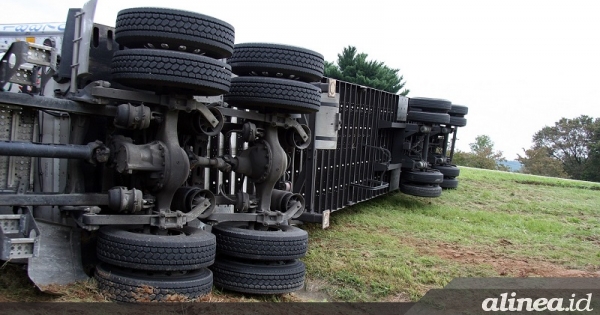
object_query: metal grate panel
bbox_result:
[301,80,400,217]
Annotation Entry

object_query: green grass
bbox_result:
[303,168,600,301]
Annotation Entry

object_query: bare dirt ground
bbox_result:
[293,278,332,302]
[408,238,600,278]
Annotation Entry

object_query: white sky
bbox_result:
[3,0,600,160]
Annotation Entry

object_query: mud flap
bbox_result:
[27,221,89,291]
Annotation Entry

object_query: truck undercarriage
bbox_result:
[0,0,468,301]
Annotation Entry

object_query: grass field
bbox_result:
[302,167,600,301]
[1,167,599,302]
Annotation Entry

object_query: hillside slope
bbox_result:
[303,167,600,301]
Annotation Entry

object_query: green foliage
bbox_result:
[324,46,409,95]
[587,124,600,181]
[530,115,600,182]
[452,135,509,171]
[517,147,568,178]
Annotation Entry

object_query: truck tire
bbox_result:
[97,226,216,271]
[408,97,452,113]
[115,7,235,59]
[407,111,450,124]
[401,169,444,184]
[440,178,459,189]
[227,43,324,82]
[399,182,442,197]
[212,223,308,260]
[448,105,469,117]
[111,49,232,96]
[449,116,467,127]
[433,165,460,177]
[224,77,321,113]
[211,258,305,294]
[95,263,212,302]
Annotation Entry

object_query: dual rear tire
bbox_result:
[224,43,325,114]
[95,226,216,302]
[210,223,308,294]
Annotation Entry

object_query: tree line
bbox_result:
[454,116,600,183]
[518,115,600,182]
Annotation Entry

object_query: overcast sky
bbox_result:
[3,0,600,159]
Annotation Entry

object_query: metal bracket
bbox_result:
[206,205,301,226]
[0,207,40,261]
[397,96,408,122]
[75,82,220,129]
[219,107,309,142]
[0,41,56,89]
[81,197,212,230]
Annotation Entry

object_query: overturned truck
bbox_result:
[0,0,468,301]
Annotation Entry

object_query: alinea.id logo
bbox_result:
[482,292,593,312]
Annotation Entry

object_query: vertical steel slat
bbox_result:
[317,150,326,211]
[360,86,368,201]
[342,82,351,208]
[365,89,372,201]
[323,148,330,211]
[330,101,340,211]
[367,90,375,199]
[338,82,348,210]
[349,84,359,204]
[367,89,377,200]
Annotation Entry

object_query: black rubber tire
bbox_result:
[212,223,308,260]
[211,258,305,294]
[399,182,442,198]
[228,43,324,83]
[449,105,469,117]
[115,7,235,59]
[95,263,212,302]
[401,170,444,185]
[407,111,450,124]
[433,165,460,177]
[97,225,216,271]
[440,178,459,189]
[408,97,452,113]
[449,116,467,127]
[224,77,321,114]
[111,49,232,96]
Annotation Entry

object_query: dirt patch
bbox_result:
[382,292,411,302]
[405,238,600,278]
[292,278,333,301]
